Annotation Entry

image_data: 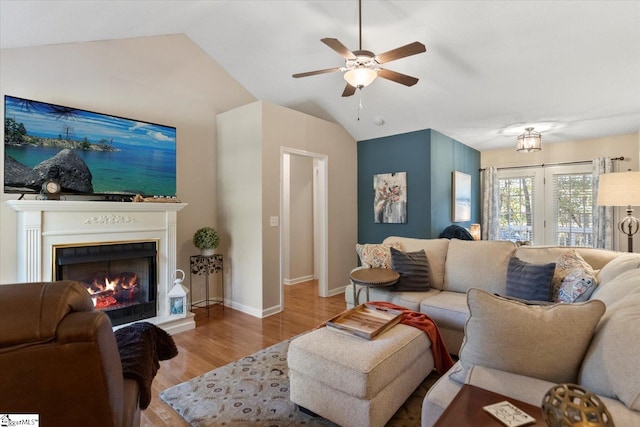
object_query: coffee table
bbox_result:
[350,267,400,304]
[433,384,545,426]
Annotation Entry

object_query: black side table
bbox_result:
[190,254,223,316]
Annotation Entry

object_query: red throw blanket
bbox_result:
[367,301,455,375]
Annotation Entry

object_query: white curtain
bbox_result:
[481,166,500,240]
[593,157,614,250]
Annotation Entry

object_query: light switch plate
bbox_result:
[269,216,279,227]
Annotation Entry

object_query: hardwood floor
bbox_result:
[141,281,347,426]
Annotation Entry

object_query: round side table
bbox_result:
[350,268,400,304]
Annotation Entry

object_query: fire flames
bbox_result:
[85,272,140,310]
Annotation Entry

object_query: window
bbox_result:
[498,165,594,247]
[498,174,537,243]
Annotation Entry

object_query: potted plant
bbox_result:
[193,227,220,256]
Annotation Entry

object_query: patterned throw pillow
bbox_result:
[553,250,599,303]
[355,242,402,269]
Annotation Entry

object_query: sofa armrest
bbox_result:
[123,379,141,427]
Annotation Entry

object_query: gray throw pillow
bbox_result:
[390,247,431,291]
[506,257,556,301]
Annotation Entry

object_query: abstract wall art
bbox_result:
[374,172,407,223]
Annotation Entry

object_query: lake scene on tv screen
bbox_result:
[4,95,176,196]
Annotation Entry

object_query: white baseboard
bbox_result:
[283,274,315,285]
[327,284,347,297]
[228,300,264,318]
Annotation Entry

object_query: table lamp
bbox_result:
[469,223,481,240]
[596,171,640,252]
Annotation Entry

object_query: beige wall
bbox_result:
[0,34,256,284]
[217,101,357,316]
[481,133,639,170]
[216,102,264,313]
[288,155,314,283]
[481,132,640,252]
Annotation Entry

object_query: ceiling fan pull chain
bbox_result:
[358,88,363,121]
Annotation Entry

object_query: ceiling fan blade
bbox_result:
[292,67,343,78]
[342,84,357,97]
[375,41,426,64]
[377,68,419,86]
[321,38,357,60]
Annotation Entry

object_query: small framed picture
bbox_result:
[170,296,185,316]
[452,171,471,222]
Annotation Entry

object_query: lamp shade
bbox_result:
[516,127,542,152]
[596,171,640,207]
[344,67,377,88]
[470,223,481,240]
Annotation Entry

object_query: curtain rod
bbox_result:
[480,156,625,172]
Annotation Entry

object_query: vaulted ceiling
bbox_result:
[1,1,639,151]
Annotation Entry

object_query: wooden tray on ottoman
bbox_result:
[326,303,403,339]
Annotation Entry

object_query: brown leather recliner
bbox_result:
[0,281,140,427]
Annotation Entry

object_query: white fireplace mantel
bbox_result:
[6,199,194,334]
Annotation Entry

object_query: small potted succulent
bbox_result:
[193,227,220,256]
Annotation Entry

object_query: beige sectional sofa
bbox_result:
[345,236,640,426]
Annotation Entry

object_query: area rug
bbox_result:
[160,337,439,426]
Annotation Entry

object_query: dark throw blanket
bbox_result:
[439,224,474,240]
[367,301,455,375]
[114,322,178,409]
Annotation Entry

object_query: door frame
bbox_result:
[280,147,329,309]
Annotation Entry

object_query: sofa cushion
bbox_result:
[591,269,640,306]
[444,240,517,295]
[552,250,599,302]
[514,245,619,272]
[579,291,640,410]
[356,242,401,269]
[597,253,640,285]
[383,237,449,290]
[451,288,605,384]
[390,247,431,291]
[506,257,555,301]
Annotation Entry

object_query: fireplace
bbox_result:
[54,241,158,326]
[6,199,194,334]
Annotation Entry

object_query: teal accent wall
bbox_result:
[357,129,480,243]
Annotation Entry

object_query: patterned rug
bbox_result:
[160,336,439,426]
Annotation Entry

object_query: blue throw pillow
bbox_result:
[506,257,556,301]
[390,247,431,291]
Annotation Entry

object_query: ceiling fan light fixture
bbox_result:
[344,67,377,88]
[516,127,542,152]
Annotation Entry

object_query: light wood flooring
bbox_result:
[141,281,347,426]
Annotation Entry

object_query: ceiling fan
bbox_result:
[292,0,426,97]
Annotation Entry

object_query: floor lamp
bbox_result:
[597,171,640,252]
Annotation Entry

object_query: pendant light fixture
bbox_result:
[516,127,542,152]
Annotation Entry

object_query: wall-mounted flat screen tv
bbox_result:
[4,95,176,198]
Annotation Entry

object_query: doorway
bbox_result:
[280,148,328,311]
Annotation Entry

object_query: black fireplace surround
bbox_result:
[54,241,157,326]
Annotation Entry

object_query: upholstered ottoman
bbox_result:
[288,324,434,427]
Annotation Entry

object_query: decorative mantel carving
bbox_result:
[84,214,137,224]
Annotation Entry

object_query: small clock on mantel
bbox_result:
[41,179,61,200]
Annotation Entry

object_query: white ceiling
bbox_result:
[1,0,639,151]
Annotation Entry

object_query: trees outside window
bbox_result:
[498,165,594,247]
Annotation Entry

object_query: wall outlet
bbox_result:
[269,216,279,227]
